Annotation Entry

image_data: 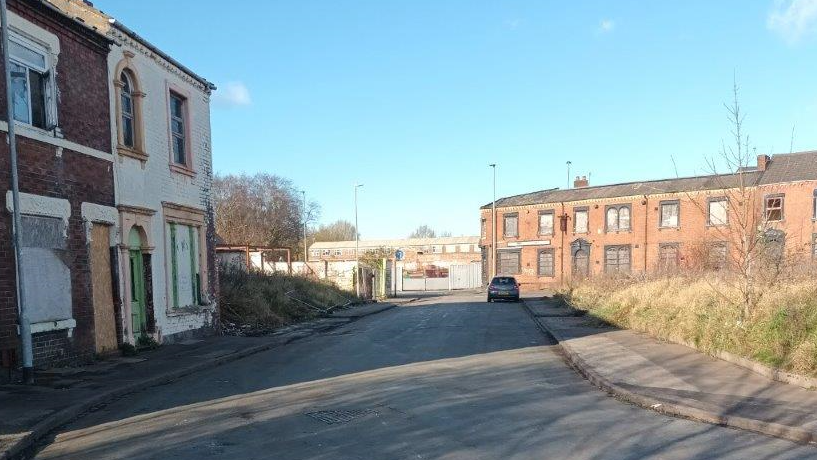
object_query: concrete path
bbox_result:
[0,301,399,460]
[28,293,817,459]
[525,297,817,444]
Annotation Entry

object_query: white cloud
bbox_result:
[598,19,615,34]
[214,81,252,107]
[503,19,521,30]
[768,0,817,44]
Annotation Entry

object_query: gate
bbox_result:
[450,263,482,290]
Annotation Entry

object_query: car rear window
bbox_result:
[492,277,516,285]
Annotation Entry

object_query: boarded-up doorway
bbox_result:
[90,224,118,353]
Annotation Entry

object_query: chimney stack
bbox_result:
[573,175,589,188]
[757,154,770,171]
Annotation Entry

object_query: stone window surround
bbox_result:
[166,82,195,177]
[113,52,148,162]
[604,204,632,233]
[658,200,681,229]
[162,202,209,310]
[117,204,156,343]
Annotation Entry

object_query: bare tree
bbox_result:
[409,225,436,239]
[309,220,357,244]
[214,173,319,259]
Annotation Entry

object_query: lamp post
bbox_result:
[489,164,497,280]
[566,160,572,189]
[301,190,307,264]
[1,0,33,384]
[354,184,363,297]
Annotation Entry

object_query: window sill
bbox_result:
[118,145,148,162]
[169,163,196,177]
[605,229,633,234]
[658,226,680,230]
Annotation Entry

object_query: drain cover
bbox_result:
[305,409,377,425]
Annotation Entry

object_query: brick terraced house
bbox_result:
[0,0,115,368]
[480,152,817,290]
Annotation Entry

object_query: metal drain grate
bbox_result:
[305,409,377,425]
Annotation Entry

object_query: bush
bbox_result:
[219,266,358,330]
[562,274,817,376]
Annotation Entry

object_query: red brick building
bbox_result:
[480,152,817,290]
[0,0,115,369]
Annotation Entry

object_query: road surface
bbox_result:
[33,293,817,459]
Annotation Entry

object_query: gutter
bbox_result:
[109,20,216,91]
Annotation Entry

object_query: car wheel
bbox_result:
[487,297,492,303]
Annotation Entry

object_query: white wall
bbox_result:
[108,34,215,341]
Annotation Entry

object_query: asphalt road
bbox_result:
[33,293,817,459]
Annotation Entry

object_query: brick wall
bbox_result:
[480,181,817,290]
[0,1,113,366]
[32,329,76,367]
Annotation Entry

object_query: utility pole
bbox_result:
[301,190,307,264]
[566,160,572,189]
[1,0,33,384]
[354,184,363,297]
[489,164,497,280]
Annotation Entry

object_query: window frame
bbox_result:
[166,84,194,176]
[163,203,209,310]
[538,210,555,236]
[114,59,147,161]
[707,197,729,227]
[658,242,680,271]
[763,193,785,222]
[604,204,631,233]
[812,233,817,260]
[480,218,487,238]
[604,244,632,274]
[573,207,589,234]
[503,212,519,238]
[707,241,728,271]
[658,200,680,229]
[537,248,555,277]
[497,249,521,275]
[812,190,816,221]
[8,33,52,130]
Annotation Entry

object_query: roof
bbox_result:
[310,236,480,250]
[482,150,817,209]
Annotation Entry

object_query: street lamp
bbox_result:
[354,184,363,297]
[301,190,307,265]
[489,164,497,280]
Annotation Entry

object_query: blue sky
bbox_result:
[96,0,817,239]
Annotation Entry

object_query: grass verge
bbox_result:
[562,275,817,375]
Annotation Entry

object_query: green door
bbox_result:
[129,228,147,338]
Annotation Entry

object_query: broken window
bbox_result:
[764,194,784,222]
[659,201,680,228]
[9,36,50,129]
[168,223,202,308]
[538,249,554,277]
[538,211,554,235]
[574,208,589,233]
[604,245,631,274]
[708,198,728,226]
[503,213,519,238]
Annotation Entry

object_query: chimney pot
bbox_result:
[573,176,589,188]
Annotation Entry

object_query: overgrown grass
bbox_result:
[219,266,359,331]
[562,275,817,375]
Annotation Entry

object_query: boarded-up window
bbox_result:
[708,198,728,226]
[606,205,631,232]
[20,215,71,323]
[538,249,554,277]
[169,223,201,308]
[605,245,631,274]
[481,218,487,238]
[574,209,588,233]
[813,233,817,260]
[658,243,679,271]
[498,250,520,275]
[660,201,679,228]
[538,211,554,235]
[503,213,519,238]
[708,242,728,270]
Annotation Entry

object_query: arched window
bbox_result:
[120,71,135,148]
[605,205,631,232]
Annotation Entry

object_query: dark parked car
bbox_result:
[487,276,520,302]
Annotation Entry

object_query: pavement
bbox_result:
[25,292,817,459]
[0,300,399,460]
[524,296,817,445]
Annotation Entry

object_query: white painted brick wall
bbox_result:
[107,39,215,340]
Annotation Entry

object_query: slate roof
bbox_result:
[482,151,817,209]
